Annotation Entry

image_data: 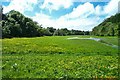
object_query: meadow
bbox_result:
[2,36,119,78]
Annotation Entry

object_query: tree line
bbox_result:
[1,9,119,38]
[0,10,90,38]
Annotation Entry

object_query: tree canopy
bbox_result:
[92,13,120,36]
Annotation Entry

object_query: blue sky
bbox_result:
[1,0,119,31]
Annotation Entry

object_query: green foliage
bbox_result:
[1,10,40,38]
[92,13,120,36]
[1,10,91,38]
[2,36,118,78]
[47,27,56,35]
[2,55,118,78]
[118,22,120,36]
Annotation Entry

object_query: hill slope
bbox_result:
[92,13,120,36]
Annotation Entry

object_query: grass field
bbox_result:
[2,36,118,78]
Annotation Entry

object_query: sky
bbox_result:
[1,0,120,31]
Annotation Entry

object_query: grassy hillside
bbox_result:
[2,36,118,78]
[92,13,120,36]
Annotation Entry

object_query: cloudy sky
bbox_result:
[1,0,120,31]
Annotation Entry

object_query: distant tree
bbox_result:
[2,21,11,38]
[84,31,90,35]
[43,28,52,36]
[118,22,120,36]
[9,23,22,37]
[0,5,3,21]
[47,27,56,35]
[1,10,45,38]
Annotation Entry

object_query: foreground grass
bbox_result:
[2,36,118,78]
[2,54,118,78]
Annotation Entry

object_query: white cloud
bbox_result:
[60,2,95,20]
[3,0,37,14]
[92,0,120,17]
[95,5,103,15]
[3,0,120,31]
[56,16,102,30]
[104,0,120,16]
[32,2,102,31]
[40,0,73,13]
[31,2,106,31]
[32,13,57,28]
